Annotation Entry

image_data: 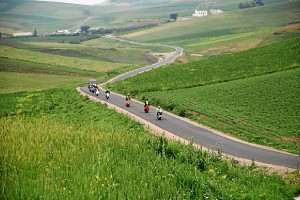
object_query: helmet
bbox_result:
[158,106,161,108]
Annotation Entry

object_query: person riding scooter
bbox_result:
[156,106,163,120]
[95,88,100,96]
[105,90,110,99]
[125,93,130,101]
[125,93,131,107]
[144,98,150,107]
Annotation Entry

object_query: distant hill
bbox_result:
[0,0,200,34]
[108,0,168,4]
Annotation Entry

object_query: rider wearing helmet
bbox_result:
[126,93,130,101]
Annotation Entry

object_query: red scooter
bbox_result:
[144,105,149,113]
[125,100,131,107]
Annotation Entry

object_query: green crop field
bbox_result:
[1,88,299,199]
[0,72,87,94]
[109,38,300,93]
[0,36,172,86]
[109,38,300,154]
[139,68,300,154]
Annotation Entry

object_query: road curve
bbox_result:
[80,38,299,169]
[100,36,183,86]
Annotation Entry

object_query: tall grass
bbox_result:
[1,88,299,199]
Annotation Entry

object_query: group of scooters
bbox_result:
[125,96,163,120]
[88,84,162,120]
[90,86,110,99]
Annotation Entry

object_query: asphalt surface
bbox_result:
[80,39,299,169]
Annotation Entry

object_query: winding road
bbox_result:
[79,37,299,170]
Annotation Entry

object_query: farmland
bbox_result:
[109,38,300,93]
[121,0,300,57]
[1,88,299,199]
[1,0,300,199]
[0,36,173,89]
[109,38,300,154]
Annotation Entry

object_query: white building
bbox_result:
[192,10,208,17]
[56,30,70,35]
[210,9,223,14]
[13,32,33,37]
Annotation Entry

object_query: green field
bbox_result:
[121,0,300,57]
[0,72,87,94]
[1,0,300,198]
[109,38,300,93]
[1,88,299,199]
[139,69,300,154]
[0,36,173,89]
[109,38,300,154]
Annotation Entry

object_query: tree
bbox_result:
[170,13,178,21]
[239,0,264,9]
[81,25,90,33]
[254,0,264,6]
[33,29,37,37]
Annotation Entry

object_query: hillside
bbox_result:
[108,38,300,154]
[120,0,300,57]
[1,0,300,199]
[1,0,287,34]
[108,0,168,4]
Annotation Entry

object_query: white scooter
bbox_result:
[95,89,100,96]
[106,92,110,99]
[157,111,163,120]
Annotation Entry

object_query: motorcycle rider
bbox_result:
[144,98,150,107]
[105,90,110,98]
[125,93,130,101]
[95,88,100,96]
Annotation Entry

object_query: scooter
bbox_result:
[157,111,163,120]
[144,105,149,113]
[125,100,131,107]
[106,92,110,99]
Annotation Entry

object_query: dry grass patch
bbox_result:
[200,39,262,56]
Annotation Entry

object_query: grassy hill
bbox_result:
[108,38,300,154]
[120,0,300,57]
[1,1,300,199]
[1,0,294,35]
[0,35,174,94]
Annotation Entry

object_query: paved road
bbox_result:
[80,38,299,169]
[100,37,183,86]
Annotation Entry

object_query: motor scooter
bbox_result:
[106,92,110,99]
[144,105,149,113]
[157,111,162,120]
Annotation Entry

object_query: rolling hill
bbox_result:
[1,0,300,199]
